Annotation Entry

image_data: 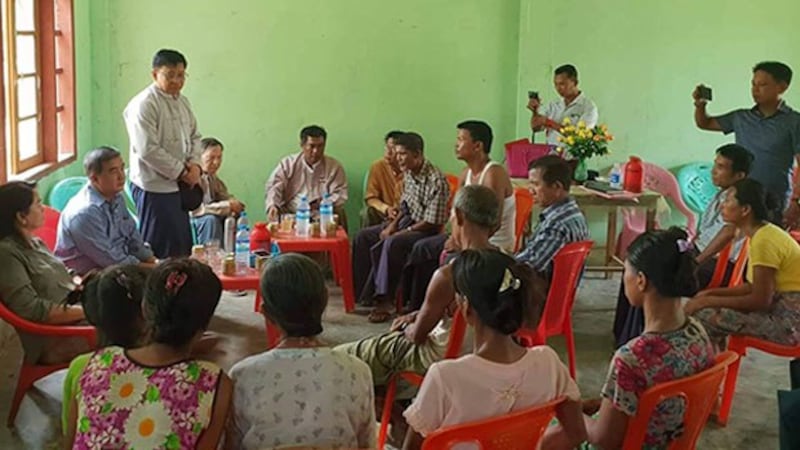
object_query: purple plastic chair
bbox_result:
[616,162,697,258]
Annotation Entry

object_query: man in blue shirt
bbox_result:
[515,155,589,279]
[56,147,157,274]
[694,61,800,226]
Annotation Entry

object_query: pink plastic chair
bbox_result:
[616,162,696,258]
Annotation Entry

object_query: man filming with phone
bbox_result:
[528,64,599,146]
[694,61,800,227]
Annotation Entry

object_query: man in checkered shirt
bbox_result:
[353,132,450,322]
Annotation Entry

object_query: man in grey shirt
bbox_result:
[693,61,800,227]
[123,49,203,258]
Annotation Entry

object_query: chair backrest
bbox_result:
[422,397,564,450]
[536,241,593,339]
[513,187,534,252]
[47,176,88,211]
[34,206,61,251]
[622,351,738,450]
[676,162,716,216]
[445,173,460,211]
[623,162,697,236]
[706,238,750,289]
[0,299,97,343]
[443,304,467,359]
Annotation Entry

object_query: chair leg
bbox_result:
[8,364,38,427]
[378,376,399,450]
[717,354,743,426]
[336,241,356,313]
[565,325,577,381]
[253,291,261,313]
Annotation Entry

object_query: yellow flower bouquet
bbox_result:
[556,118,614,161]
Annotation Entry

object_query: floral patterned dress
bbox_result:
[73,346,221,449]
[601,317,715,449]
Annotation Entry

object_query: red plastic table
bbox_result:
[217,269,281,348]
[271,228,356,313]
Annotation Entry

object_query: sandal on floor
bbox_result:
[368,309,393,323]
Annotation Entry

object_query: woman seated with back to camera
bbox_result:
[402,248,586,450]
[228,253,376,450]
[0,181,87,365]
[548,227,715,449]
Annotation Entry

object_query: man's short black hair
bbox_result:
[201,137,224,151]
[152,49,187,69]
[529,155,572,190]
[384,130,404,142]
[753,61,792,85]
[84,146,121,176]
[554,64,578,81]
[716,144,753,176]
[300,125,327,144]
[457,120,493,154]
[394,132,424,155]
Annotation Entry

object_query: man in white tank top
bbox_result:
[400,120,517,312]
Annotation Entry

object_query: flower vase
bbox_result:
[573,158,589,183]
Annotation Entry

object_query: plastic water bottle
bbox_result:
[320,193,334,237]
[235,225,250,274]
[223,215,236,251]
[236,211,249,230]
[609,163,623,189]
[295,195,311,237]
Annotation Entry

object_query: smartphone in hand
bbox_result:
[698,86,713,101]
[528,90,540,100]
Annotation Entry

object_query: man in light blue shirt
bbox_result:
[55,147,156,275]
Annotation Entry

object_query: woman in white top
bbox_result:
[227,254,376,450]
[403,249,586,450]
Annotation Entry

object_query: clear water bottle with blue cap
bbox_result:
[295,195,311,237]
[236,211,249,230]
[235,224,250,274]
[320,193,334,237]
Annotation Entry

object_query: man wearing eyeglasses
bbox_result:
[123,49,202,258]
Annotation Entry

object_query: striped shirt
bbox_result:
[516,197,589,275]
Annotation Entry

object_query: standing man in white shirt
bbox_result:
[528,64,599,146]
[123,49,203,258]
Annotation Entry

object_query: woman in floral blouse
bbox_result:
[575,227,715,449]
[64,258,232,449]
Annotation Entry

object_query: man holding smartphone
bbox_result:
[694,61,800,227]
[528,64,599,146]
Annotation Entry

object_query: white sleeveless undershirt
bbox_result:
[465,161,517,252]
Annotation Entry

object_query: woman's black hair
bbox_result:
[732,178,780,225]
[0,181,37,241]
[81,265,150,348]
[143,258,222,348]
[626,226,698,298]
[260,253,327,337]
[452,249,545,335]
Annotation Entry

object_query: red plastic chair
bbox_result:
[377,308,467,449]
[516,240,594,380]
[445,173,460,212]
[34,206,61,251]
[421,397,565,449]
[718,337,800,426]
[513,187,534,252]
[705,238,749,289]
[622,351,738,449]
[0,300,96,427]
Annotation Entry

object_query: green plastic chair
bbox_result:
[47,176,88,211]
[676,162,717,218]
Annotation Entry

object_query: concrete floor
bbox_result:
[0,274,788,448]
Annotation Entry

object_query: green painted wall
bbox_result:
[516,0,800,171]
[83,0,521,226]
[40,0,800,240]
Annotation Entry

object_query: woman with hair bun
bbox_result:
[402,248,586,450]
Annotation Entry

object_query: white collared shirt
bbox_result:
[123,84,202,193]
[542,92,599,146]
